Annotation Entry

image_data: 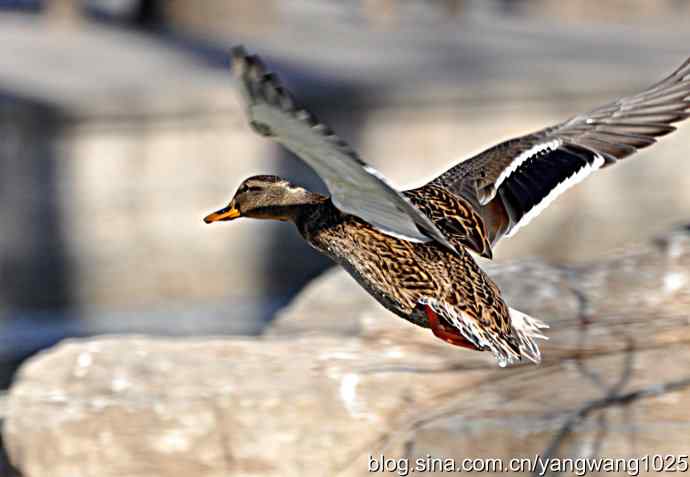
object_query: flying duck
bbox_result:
[205,47,690,366]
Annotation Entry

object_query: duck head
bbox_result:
[204,175,322,224]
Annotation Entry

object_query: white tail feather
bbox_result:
[420,298,549,367]
[509,308,549,364]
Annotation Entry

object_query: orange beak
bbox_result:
[203,206,241,224]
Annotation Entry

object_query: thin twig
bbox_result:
[533,375,690,477]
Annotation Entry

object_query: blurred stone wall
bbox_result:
[523,0,690,24]
[162,0,690,32]
[1,6,690,315]
[0,97,72,311]
[0,14,333,316]
[0,90,334,311]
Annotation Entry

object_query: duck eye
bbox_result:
[238,184,262,193]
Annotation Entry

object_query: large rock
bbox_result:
[3,226,690,477]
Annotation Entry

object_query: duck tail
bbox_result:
[422,297,538,368]
[509,308,549,364]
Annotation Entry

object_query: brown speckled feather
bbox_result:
[403,185,493,259]
[297,201,527,363]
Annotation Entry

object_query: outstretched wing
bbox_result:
[232,46,457,254]
[434,56,690,243]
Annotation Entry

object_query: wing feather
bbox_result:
[232,46,457,254]
[433,55,690,243]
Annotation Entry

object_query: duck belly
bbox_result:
[303,219,439,328]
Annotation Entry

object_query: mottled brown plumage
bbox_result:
[206,176,532,364]
[204,47,690,366]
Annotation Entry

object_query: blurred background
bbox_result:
[1,0,690,399]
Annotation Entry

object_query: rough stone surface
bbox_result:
[3,227,690,477]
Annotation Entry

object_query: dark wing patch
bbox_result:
[498,145,604,236]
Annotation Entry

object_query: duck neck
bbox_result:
[272,192,330,224]
[291,194,337,231]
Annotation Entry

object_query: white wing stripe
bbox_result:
[505,153,605,238]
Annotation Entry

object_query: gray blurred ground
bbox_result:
[1,0,690,382]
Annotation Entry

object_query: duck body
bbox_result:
[295,185,522,358]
